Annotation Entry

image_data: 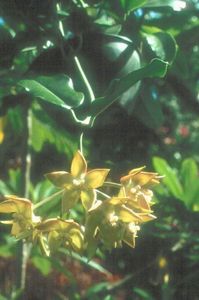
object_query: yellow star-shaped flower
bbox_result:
[46,151,110,212]
[0,195,41,239]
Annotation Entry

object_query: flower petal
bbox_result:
[68,227,84,252]
[137,194,151,211]
[81,189,96,210]
[132,172,159,186]
[85,169,110,188]
[139,213,156,222]
[0,196,32,218]
[62,188,80,213]
[71,151,87,178]
[38,218,79,232]
[48,231,60,253]
[11,221,22,237]
[120,167,145,182]
[108,197,127,206]
[123,231,136,248]
[45,171,73,188]
[116,205,142,223]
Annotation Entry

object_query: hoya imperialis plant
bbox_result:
[0,0,188,298]
[0,150,160,258]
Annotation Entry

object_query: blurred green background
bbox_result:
[0,0,199,299]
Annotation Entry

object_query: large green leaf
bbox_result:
[181,158,198,191]
[31,255,52,276]
[89,58,168,123]
[133,287,155,300]
[143,31,177,63]
[134,86,164,129]
[120,0,147,12]
[153,157,183,200]
[31,110,77,155]
[180,158,199,209]
[19,75,84,110]
[144,0,186,10]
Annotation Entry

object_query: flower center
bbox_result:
[73,174,85,186]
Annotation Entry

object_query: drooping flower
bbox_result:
[0,195,41,239]
[85,196,148,256]
[120,167,160,216]
[46,151,110,212]
[37,218,84,254]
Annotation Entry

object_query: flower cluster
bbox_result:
[0,151,160,257]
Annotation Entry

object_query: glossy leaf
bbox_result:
[90,59,168,123]
[120,0,147,12]
[31,111,77,154]
[180,158,199,209]
[144,0,186,10]
[153,157,183,200]
[19,75,84,110]
[143,31,177,63]
[134,86,164,129]
[181,158,198,190]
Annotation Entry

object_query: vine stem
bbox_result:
[96,189,111,199]
[74,56,95,102]
[34,189,64,209]
[80,132,84,155]
[104,181,122,188]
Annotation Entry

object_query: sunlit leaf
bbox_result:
[143,31,177,63]
[180,158,199,209]
[153,157,183,200]
[31,111,78,154]
[144,0,186,11]
[19,75,84,110]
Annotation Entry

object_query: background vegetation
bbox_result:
[0,0,199,299]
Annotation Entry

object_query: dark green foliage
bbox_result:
[0,0,199,299]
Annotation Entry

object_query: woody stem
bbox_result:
[16,107,32,298]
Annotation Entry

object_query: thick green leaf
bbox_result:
[85,282,110,297]
[31,256,52,276]
[143,31,177,63]
[144,0,186,10]
[0,180,12,194]
[90,59,168,123]
[134,287,155,300]
[181,158,198,191]
[180,158,199,209]
[120,0,147,12]
[153,157,183,200]
[19,75,84,110]
[31,110,77,155]
[134,86,164,129]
